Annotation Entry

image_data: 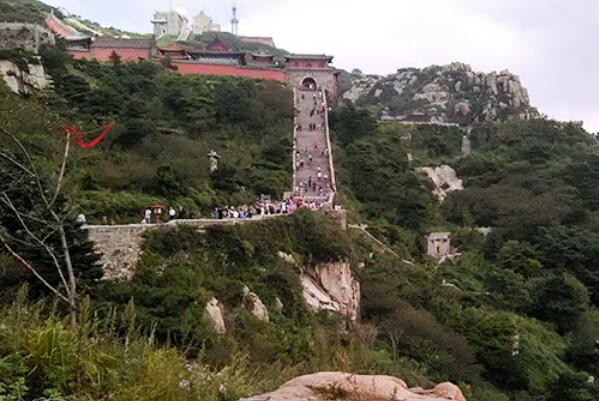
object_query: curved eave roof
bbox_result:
[285,54,333,62]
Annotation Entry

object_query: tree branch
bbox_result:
[49,131,71,208]
[0,233,69,303]
[0,128,50,208]
[1,193,70,293]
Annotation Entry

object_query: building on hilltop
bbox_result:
[66,37,155,62]
[186,37,247,65]
[249,52,276,67]
[285,54,338,98]
[192,11,220,35]
[238,36,276,48]
[151,10,187,38]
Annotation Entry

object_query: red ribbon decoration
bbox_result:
[62,123,113,149]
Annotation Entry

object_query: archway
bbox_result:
[301,77,317,91]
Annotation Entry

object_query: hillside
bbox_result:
[338,63,538,125]
[0,0,57,23]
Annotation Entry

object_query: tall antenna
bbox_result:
[231,2,239,35]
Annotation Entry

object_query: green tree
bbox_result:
[330,103,377,144]
[549,372,596,401]
[153,165,188,200]
[529,273,589,333]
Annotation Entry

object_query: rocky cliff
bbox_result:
[300,261,360,323]
[238,372,466,401]
[0,59,50,94]
[338,63,537,125]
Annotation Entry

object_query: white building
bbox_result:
[151,10,188,38]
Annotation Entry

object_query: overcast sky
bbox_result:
[44,0,599,132]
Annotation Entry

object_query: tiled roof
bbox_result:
[92,37,154,49]
[285,54,333,61]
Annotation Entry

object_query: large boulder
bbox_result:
[238,372,466,401]
[244,292,270,323]
[204,298,226,335]
[301,262,360,322]
[419,165,464,202]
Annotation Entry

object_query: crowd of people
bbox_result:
[137,198,329,225]
[212,198,327,220]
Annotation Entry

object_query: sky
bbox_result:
[44,0,599,132]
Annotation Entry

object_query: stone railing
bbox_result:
[322,89,337,194]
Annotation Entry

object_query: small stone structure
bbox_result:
[0,22,55,53]
[427,232,451,259]
[238,372,467,401]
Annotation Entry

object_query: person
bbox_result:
[143,208,152,224]
[169,207,176,221]
[179,206,186,219]
[76,214,86,225]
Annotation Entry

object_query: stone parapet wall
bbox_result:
[85,218,273,280]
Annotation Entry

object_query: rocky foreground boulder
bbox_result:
[238,372,466,401]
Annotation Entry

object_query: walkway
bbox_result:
[293,89,336,201]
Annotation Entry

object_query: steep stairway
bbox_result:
[293,89,336,202]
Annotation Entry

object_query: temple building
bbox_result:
[192,11,221,35]
[238,36,276,48]
[66,37,155,62]
[285,54,338,97]
[184,37,246,65]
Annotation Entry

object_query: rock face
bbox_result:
[301,262,360,322]
[339,63,537,124]
[419,165,463,202]
[238,372,466,401]
[244,292,270,323]
[0,60,50,94]
[204,298,226,335]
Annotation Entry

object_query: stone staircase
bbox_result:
[292,89,336,203]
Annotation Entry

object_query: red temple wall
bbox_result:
[66,49,91,60]
[174,62,287,82]
[91,48,151,62]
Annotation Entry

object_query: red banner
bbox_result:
[62,124,113,149]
